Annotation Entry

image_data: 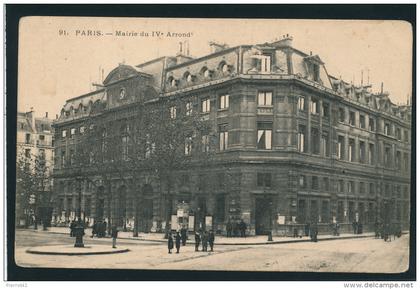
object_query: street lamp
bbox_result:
[74,176,84,247]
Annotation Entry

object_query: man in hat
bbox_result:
[168,232,174,254]
[111,225,118,248]
[175,231,181,254]
[201,231,208,252]
[194,231,201,252]
[208,230,215,252]
[180,226,187,246]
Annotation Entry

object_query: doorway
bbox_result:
[255,197,273,235]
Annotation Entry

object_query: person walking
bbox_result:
[201,231,208,252]
[239,220,247,238]
[226,220,232,238]
[194,231,201,252]
[208,230,215,252]
[168,232,174,254]
[181,227,187,246]
[70,220,76,237]
[91,221,97,238]
[111,225,118,248]
[175,231,181,254]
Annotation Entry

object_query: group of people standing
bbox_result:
[167,229,215,254]
[375,222,402,242]
[91,220,108,238]
[225,219,247,238]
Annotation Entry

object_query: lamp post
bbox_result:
[74,176,84,247]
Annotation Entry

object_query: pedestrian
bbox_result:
[352,220,357,234]
[293,227,298,238]
[304,222,310,237]
[239,219,247,238]
[91,221,97,238]
[70,219,76,237]
[111,225,118,248]
[181,227,187,246]
[168,232,174,254]
[202,231,208,252]
[175,231,181,254]
[226,220,232,238]
[234,221,239,237]
[208,230,215,252]
[194,231,201,252]
[103,220,107,237]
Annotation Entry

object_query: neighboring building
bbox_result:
[52,36,411,235]
[16,110,55,227]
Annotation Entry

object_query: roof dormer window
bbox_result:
[119,88,126,99]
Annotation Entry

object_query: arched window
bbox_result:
[168,76,177,87]
[201,67,210,78]
[119,88,126,99]
[219,61,229,73]
[184,71,193,83]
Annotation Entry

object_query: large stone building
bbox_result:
[52,36,411,235]
[16,110,55,227]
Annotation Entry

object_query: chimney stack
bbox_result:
[45,112,48,118]
[271,34,293,48]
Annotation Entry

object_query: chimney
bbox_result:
[45,112,48,118]
[26,109,36,132]
[56,114,58,119]
[209,41,228,53]
[271,34,293,48]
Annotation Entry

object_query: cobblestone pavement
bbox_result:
[14,229,409,273]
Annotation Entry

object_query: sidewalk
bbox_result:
[21,226,394,246]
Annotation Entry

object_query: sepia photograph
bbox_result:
[6,6,415,282]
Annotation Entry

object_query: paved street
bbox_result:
[15,229,409,273]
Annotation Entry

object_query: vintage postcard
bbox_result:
[14,16,412,275]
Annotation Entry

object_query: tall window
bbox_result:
[321,132,330,157]
[348,138,355,162]
[25,149,31,158]
[299,175,306,188]
[360,182,365,194]
[122,136,129,161]
[219,124,228,151]
[384,123,390,135]
[257,173,272,188]
[62,130,67,138]
[369,117,375,131]
[403,152,409,171]
[298,125,306,153]
[311,176,319,190]
[337,136,345,160]
[322,102,329,118]
[70,128,76,138]
[298,96,306,111]
[404,129,409,142]
[39,149,46,161]
[311,128,320,154]
[359,114,366,129]
[185,102,192,116]
[61,150,66,167]
[310,99,319,115]
[348,181,354,194]
[368,143,375,165]
[69,149,75,166]
[184,136,193,155]
[201,98,210,113]
[257,122,272,150]
[219,94,229,109]
[339,180,345,193]
[384,146,391,166]
[169,106,177,119]
[392,151,400,171]
[25,133,31,144]
[339,108,345,122]
[349,111,355,126]
[323,177,329,191]
[201,134,210,153]
[257,91,272,106]
[260,55,271,72]
[396,128,401,140]
[359,141,366,163]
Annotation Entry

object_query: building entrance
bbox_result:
[255,197,273,235]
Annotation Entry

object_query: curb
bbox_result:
[23,229,407,246]
[26,247,130,256]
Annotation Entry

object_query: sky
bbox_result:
[18,17,413,119]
